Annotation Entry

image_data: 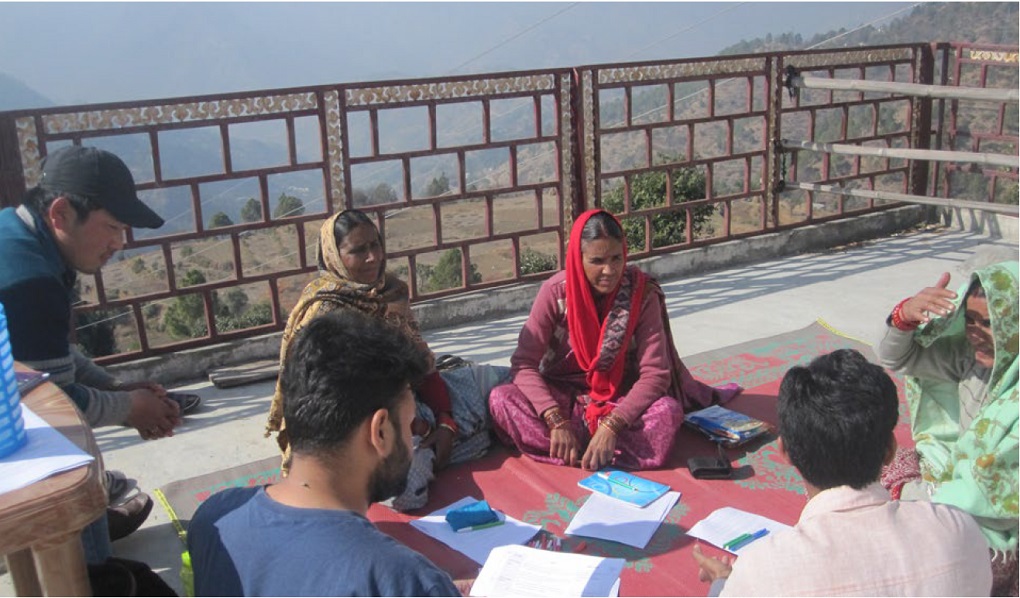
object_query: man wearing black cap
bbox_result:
[0,146,179,555]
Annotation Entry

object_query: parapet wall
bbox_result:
[109,204,934,385]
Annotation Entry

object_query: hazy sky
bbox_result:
[1,2,918,106]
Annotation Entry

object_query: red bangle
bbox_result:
[889,298,919,332]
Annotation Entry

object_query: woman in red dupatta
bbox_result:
[489,209,741,470]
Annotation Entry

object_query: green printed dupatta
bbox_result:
[908,260,1018,555]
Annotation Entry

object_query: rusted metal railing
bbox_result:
[0,42,1014,365]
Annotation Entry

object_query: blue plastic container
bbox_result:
[0,303,27,458]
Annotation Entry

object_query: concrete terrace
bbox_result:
[2,224,1015,596]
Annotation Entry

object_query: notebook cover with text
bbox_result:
[577,469,670,508]
[684,404,770,447]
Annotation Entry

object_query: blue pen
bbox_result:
[728,528,769,551]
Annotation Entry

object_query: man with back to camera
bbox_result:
[187,309,460,596]
[0,145,190,551]
[692,349,991,596]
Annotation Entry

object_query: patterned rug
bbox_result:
[156,319,910,596]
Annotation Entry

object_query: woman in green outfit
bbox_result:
[878,260,1018,596]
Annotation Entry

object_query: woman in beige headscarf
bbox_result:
[265,209,477,511]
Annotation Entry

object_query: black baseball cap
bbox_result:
[39,146,164,229]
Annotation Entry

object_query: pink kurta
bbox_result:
[490,270,684,469]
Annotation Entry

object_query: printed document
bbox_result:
[686,506,793,555]
[470,544,624,597]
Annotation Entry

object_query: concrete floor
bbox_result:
[2,226,1016,596]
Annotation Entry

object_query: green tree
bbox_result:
[209,211,233,228]
[351,188,369,206]
[601,165,714,251]
[219,301,275,332]
[370,183,398,205]
[425,172,451,197]
[131,258,146,274]
[223,288,249,317]
[273,193,305,219]
[163,269,213,339]
[240,198,262,223]
[73,285,117,358]
[420,248,482,293]
[520,248,558,275]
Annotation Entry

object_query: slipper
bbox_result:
[104,470,137,504]
[166,392,202,415]
[107,492,154,541]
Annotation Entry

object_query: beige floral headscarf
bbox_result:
[264,211,432,473]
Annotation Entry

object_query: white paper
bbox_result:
[0,405,95,496]
[470,544,625,597]
[565,490,680,549]
[410,497,542,565]
[686,506,793,555]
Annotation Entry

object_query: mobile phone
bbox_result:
[16,371,50,395]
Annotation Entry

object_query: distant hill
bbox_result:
[0,72,54,111]
[719,2,1018,55]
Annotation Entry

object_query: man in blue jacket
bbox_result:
[0,146,178,555]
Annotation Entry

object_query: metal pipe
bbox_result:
[789,74,1019,102]
[786,181,1019,216]
[781,139,1019,169]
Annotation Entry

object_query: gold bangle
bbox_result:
[543,408,569,430]
[598,414,627,436]
[438,422,457,435]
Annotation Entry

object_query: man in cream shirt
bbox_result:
[692,349,991,596]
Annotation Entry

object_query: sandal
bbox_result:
[104,470,137,504]
[166,392,202,415]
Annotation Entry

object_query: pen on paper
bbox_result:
[596,471,638,491]
[723,532,752,549]
[728,528,769,551]
[455,519,505,533]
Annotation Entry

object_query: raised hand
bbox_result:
[900,272,958,325]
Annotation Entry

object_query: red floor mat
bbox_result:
[158,321,911,596]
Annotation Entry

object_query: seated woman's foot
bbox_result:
[382,446,435,512]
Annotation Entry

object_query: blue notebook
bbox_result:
[684,405,770,447]
[577,469,670,508]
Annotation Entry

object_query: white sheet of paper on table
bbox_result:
[685,506,793,555]
[0,405,94,497]
[564,490,681,549]
[410,496,542,565]
[470,543,624,597]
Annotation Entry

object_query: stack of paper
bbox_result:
[565,490,680,549]
[470,544,624,597]
[0,406,94,496]
[686,506,792,555]
[410,497,541,565]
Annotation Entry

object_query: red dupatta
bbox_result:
[565,210,647,434]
